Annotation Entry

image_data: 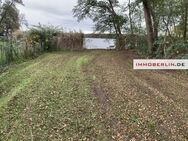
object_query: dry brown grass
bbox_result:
[55,32,84,50]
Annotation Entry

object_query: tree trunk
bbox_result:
[108,0,122,36]
[150,8,158,40]
[162,16,172,38]
[128,0,134,35]
[108,0,124,50]
[153,22,158,40]
[143,0,154,55]
[183,1,188,41]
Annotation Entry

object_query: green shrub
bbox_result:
[126,35,148,55]
[166,42,188,58]
[181,54,188,59]
[28,24,60,51]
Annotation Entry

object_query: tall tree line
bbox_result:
[73,0,188,54]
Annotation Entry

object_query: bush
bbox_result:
[28,24,60,51]
[126,35,148,55]
[166,41,188,58]
[181,54,188,59]
[116,36,126,50]
[13,30,24,40]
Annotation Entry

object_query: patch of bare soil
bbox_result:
[86,50,188,141]
[93,86,109,113]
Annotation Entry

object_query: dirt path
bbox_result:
[0,51,187,140]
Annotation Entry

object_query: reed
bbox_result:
[55,31,84,50]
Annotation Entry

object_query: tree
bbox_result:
[134,0,171,55]
[123,0,145,35]
[0,1,20,37]
[73,0,126,35]
[0,0,23,24]
[73,0,127,49]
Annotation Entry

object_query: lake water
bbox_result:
[84,38,116,49]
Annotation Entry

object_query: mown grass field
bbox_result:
[0,51,188,140]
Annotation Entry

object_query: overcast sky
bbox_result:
[16,0,97,33]
[17,0,125,33]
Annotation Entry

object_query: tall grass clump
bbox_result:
[0,38,23,66]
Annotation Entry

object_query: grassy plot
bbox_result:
[0,51,188,141]
[0,52,108,140]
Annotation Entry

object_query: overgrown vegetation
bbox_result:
[0,34,41,67]
[28,24,60,51]
[0,39,31,66]
[0,24,84,67]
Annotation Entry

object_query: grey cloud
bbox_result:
[17,0,94,33]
